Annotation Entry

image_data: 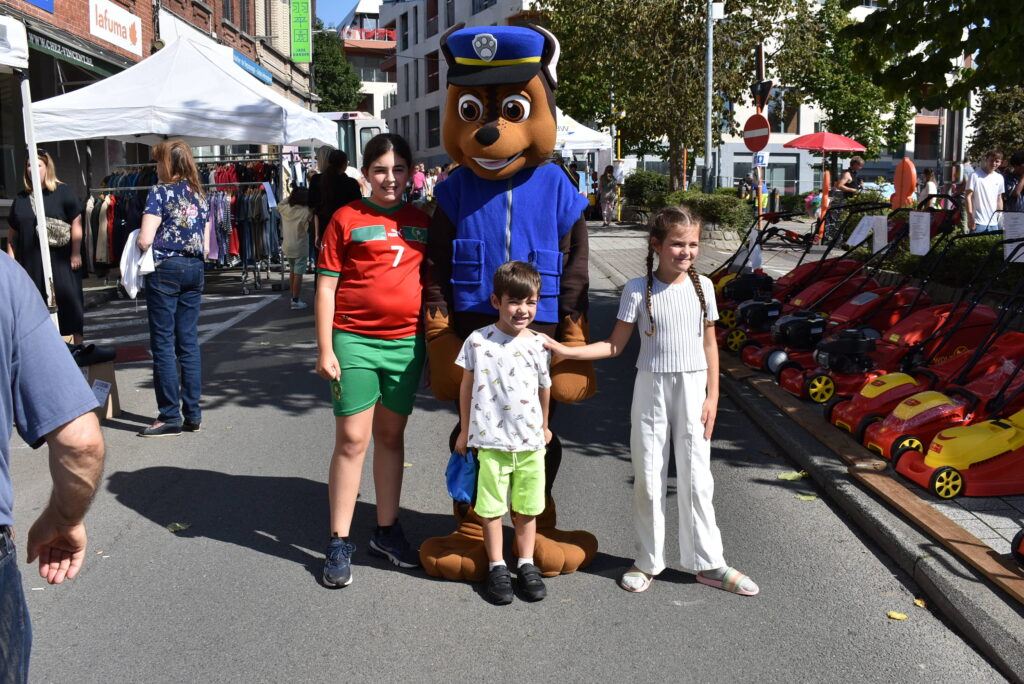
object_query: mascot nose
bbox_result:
[474,126,501,147]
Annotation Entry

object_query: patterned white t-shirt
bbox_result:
[455,324,552,451]
[617,274,719,372]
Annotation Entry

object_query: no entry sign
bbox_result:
[743,114,770,152]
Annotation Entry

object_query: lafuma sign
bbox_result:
[89,0,142,56]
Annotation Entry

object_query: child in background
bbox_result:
[315,134,429,588]
[545,206,759,596]
[278,186,313,310]
[455,261,552,605]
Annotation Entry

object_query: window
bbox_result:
[427,107,441,148]
[767,91,799,134]
[404,63,410,101]
[348,55,396,83]
[402,115,410,140]
[400,13,408,51]
[360,127,381,155]
[426,51,439,92]
[472,0,497,14]
[426,0,438,37]
[413,6,419,45]
[445,0,455,27]
[414,59,420,98]
[239,0,249,32]
[222,0,234,23]
[415,112,420,150]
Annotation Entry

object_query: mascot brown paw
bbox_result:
[551,315,596,403]
[419,502,489,582]
[425,309,464,402]
[514,496,597,577]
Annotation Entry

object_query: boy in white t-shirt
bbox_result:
[966,150,1004,232]
[454,261,552,605]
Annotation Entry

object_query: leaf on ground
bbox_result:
[166,522,192,533]
[794,493,818,501]
[259,341,270,346]
[403,462,413,468]
[913,598,926,608]
[778,470,809,481]
[887,611,908,620]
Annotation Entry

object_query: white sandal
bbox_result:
[620,569,653,593]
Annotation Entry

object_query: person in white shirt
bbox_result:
[965,151,1004,232]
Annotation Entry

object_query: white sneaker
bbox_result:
[290,300,309,310]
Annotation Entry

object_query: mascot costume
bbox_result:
[419,23,598,581]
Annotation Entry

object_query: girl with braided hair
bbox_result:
[544,206,759,596]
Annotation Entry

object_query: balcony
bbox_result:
[341,27,396,41]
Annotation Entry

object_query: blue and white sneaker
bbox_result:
[368,522,420,569]
[323,537,356,588]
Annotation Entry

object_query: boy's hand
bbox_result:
[454,430,468,456]
[543,427,553,445]
[316,352,340,381]
[701,398,717,441]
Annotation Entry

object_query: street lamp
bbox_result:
[703,1,724,193]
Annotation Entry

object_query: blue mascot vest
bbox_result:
[436,163,588,324]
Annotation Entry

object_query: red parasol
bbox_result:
[784,132,866,240]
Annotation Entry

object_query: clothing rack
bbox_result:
[87,181,269,192]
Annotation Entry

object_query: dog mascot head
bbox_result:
[439,24,560,181]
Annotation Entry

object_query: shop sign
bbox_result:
[233,50,273,85]
[27,30,116,77]
[89,0,142,56]
[25,0,55,12]
[290,0,311,63]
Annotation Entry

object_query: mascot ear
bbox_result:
[439,22,466,72]
[529,24,560,91]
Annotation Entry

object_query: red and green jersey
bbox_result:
[317,200,429,339]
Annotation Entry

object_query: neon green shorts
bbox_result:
[474,447,546,518]
[329,329,425,416]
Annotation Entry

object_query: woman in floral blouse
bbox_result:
[136,140,212,438]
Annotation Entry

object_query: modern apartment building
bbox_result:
[340,0,397,118]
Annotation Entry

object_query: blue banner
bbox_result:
[25,0,55,11]
[233,50,272,85]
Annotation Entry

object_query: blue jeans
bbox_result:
[0,528,31,682]
[146,256,204,424]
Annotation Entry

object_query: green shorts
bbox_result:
[474,448,546,518]
[329,329,425,416]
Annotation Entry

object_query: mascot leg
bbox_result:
[419,501,490,582]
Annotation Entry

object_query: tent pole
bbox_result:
[19,69,58,327]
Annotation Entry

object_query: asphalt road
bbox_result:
[9,264,1005,682]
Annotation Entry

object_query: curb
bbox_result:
[720,375,1024,684]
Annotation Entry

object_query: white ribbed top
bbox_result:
[617,274,718,372]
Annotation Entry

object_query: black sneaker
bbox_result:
[183,419,201,433]
[516,563,547,602]
[137,421,182,438]
[323,537,356,588]
[485,565,514,605]
[368,522,420,568]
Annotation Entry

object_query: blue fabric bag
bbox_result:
[446,449,478,504]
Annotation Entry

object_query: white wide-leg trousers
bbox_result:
[630,370,725,575]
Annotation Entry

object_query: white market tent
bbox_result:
[556,108,612,152]
[32,36,336,147]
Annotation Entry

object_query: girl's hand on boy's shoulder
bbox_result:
[538,333,567,357]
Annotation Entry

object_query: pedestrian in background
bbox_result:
[834,156,864,199]
[0,252,105,682]
[310,150,361,247]
[965,150,1004,232]
[411,163,426,201]
[315,134,429,588]
[545,206,759,597]
[6,149,86,344]
[598,165,617,226]
[920,168,938,209]
[278,185,313,310]
[1003,151,1024,213]
[136,140,212,438]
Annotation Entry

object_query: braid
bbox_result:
[688,266,710,325]
[645,246,656,336]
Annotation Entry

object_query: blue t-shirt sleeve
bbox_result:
[143,185,163,217]
[11,271,99,448]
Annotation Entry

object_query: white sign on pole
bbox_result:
[871,215,888,253]
[908,211,931,256]
[1003,213,1024,263]
[753,151,769,168]
[848,216,872,247]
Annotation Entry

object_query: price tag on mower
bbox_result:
[909,211,931,256]
[848,217,872,247]
[1003,213,1024,263]
[870,215,888,253]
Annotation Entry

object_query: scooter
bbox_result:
[778,237,1020,404]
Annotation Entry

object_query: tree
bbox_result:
[541,0,802,190]
[966,87,1024,161]
[839,0,1024,110]
[312,19,363,111]
[773,0,912,161]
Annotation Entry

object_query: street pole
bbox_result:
[703,0,714,193]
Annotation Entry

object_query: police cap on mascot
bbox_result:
[420,23,598,581]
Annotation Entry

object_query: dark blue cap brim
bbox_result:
[447,62,542,87]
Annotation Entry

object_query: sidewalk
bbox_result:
[586,220,1024,681]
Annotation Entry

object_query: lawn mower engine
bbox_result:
[737,297,784,332]
[722,272,774,303]
[771,311,829,349]
[813,328,879,375]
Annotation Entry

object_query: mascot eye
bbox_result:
[501,95,531,123]
[458,94,484,123]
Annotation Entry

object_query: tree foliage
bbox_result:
[773,0,912,160]
[966,87,1024,161]
[839,0,1024,110]
[313,19,363,112]
[541,0,801,189]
